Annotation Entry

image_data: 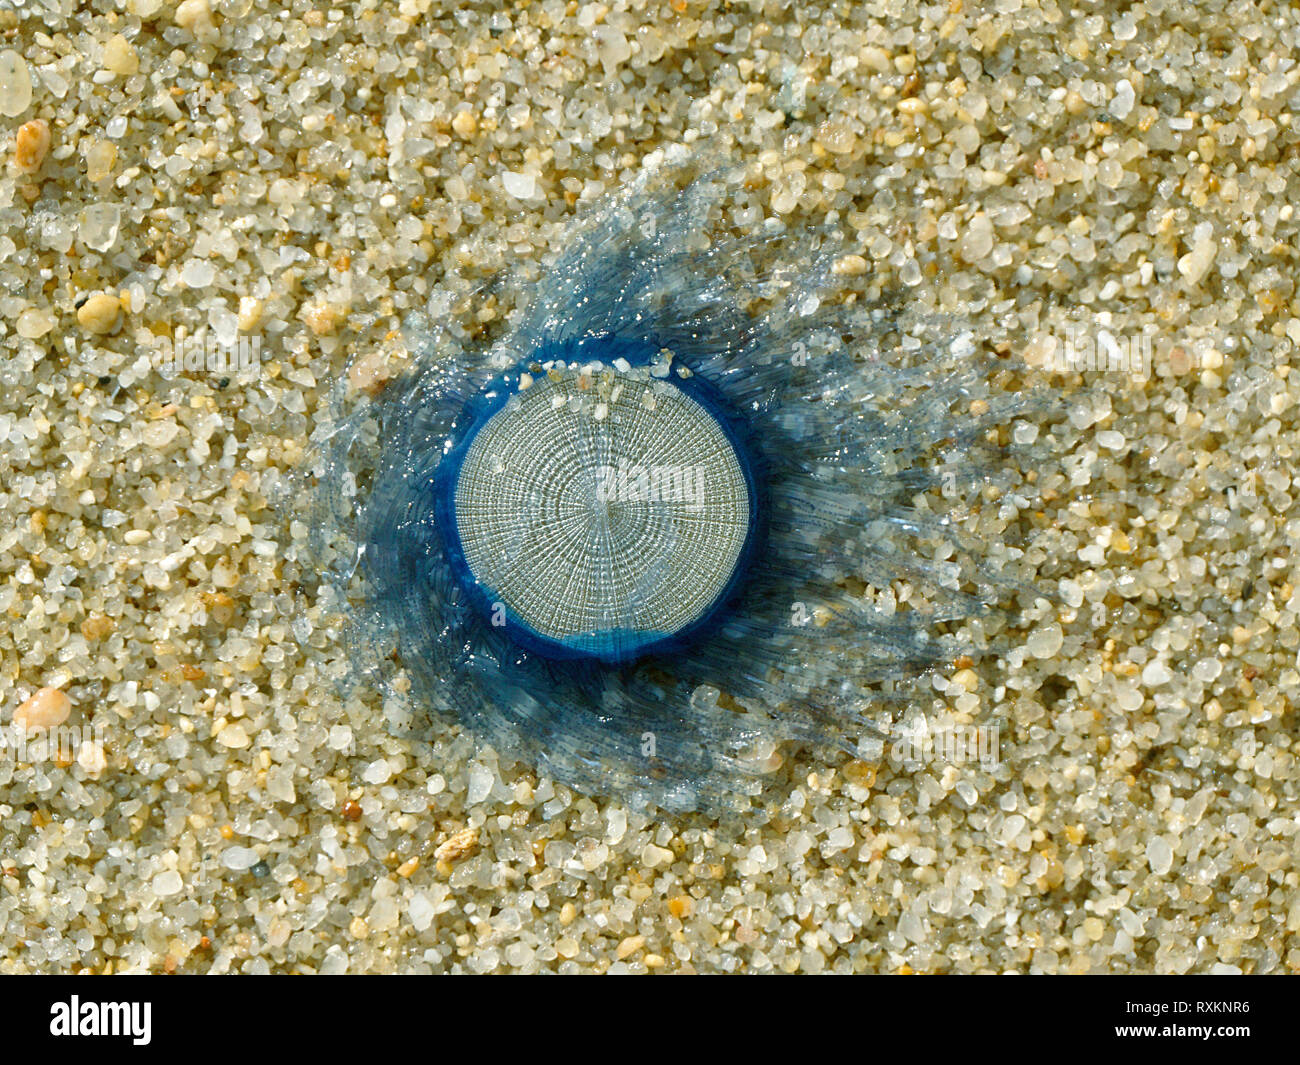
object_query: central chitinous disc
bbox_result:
[437,336,759,663]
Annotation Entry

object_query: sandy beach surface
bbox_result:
[0,0,1296,973]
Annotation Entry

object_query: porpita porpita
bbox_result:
[435,334,763,665]
[302,147,1045,814]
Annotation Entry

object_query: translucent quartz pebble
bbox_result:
[502,170,537,199]
[79,203,122,252]
[220,846,259,870]
[0,50,32,118]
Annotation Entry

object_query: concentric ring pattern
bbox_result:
[452,364,752,659]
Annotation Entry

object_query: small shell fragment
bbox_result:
[434,827,479,864]
[12,687,72,731]
[14,119,49,173]
[77,292,124,335]
[103,35,139,77]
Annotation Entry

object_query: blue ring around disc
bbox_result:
[431,333,766,664]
